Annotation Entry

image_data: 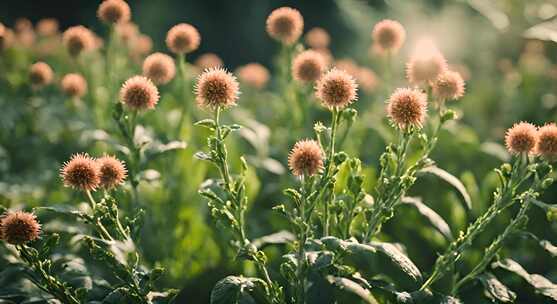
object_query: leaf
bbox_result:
[420,166,472,209]
[493,258,557,300]
[210,276,269,304]
[194,151,213,161]
[368,241,423,283]
[401,197,453,240]
[524,20,557,43]
[478,272,516,303]
[480,142,510,162]
[540,240,557,257]
[306,251,334,270]
[251,230,295,249]
[326,276,379,304]
[195,119,217,129]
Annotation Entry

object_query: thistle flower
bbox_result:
[356,67,378,93]
[387,88,428,129]
[334,59,359,77]
[406,40,448,85]
[292,49,326,83]
[266,7,304,45]
[97,155,127,190]
[61,73,87,98]
[142,52,176,85]
[237,63,270,89]
[60,153,100,191]
[432,70,465,101]
[97,0,131,24]
[119,76,160,111]
[29,62,53,87]
[195,53,224,71]
[135,34,153,55]
[115,22,139,43]
[504,122,538,155]
[17,29,35,48]
[315,68,358,109]
[536,124,557,158]
[305,27,330,49]
[288,139,324,177]
[14,18,32,33]
[36,18,59,36]
[195,68,240,109]
[0,25,15,50]
[62,26,95,57]
[166,23,200,54]
[372,19,405,54]
[0,211,41,245]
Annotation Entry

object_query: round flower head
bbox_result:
[0,211,41,245]
[266,7,304,45]
[36,18,59,36]
[536,123,557,159]
[372,19,406,54]
[195,53,224,71]
[432,70,465,101]
[357,67,378,93]
[60,153,100,191]
[97,0,131,24]
[115,22,139,43]
[166,23,200,54]
[406,50,448,85]
[29,62,53,87]
[61,73,87,98]
[142,52,176,85]
[0,25,15,50]
[97,155,127,190]
[387,88,428,130]
[292,50,326,83]
[315,68,358,109]
[119,76,160,111]
[14,18,32,33]
[334,59,359,77]
[504,122,538,155]
[62,26,95,57]
[305,27,330,49]
[237,63,270,89]
[195,68,240,109]
[136,34,153,55]
[288,139,324,177]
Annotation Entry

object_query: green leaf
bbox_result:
[368,241,423,283]
[401,197,452,240]
[493,258,557,300]
[251,230,295,249]
[325,276,379,304]
[478,272,516,303]
[195,119,217,129]
[420,166,472,209]
[194,151,213,161]
[210,276,269,304]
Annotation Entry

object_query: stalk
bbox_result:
[323,107,340,236]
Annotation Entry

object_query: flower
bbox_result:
[334,59,359,77]
[60,153,100,191]
[266,7,304,45]
[195,53,224,71]
[62,26,95,57]
[387,88,428,129]
[135,34,153,56]
[97,0,131,24]
[29,62,53,87]
[97,155,127,190]
[115,22,139,43]
[0,211,41,245]
[406,39,448,85]
[237,63,270,89]
[0,25,15,50]
[36,18,59,36]
[536,123,557,158]
[119,76,160,111]
[432,70,465,101]
[356,67,378,93]
[292,50,326,83]
[142,52,176,85]
[305,27,330,49]
[315,68,358,109]
[504,122,538,155]
[166,23,200,54]
[195,68,240,109]
[61,73,87,98]
[288,139,324,177]
[372,20,405,54]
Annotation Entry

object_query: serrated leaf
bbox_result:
[478,272,516,303]
[401,197,452,240]
[420,166,472,209]
[493,258,557,300]
[326,276,379,304]
[368,241,423,283]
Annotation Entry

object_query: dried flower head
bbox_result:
[195,68,240,109]
[505,122,538,155]
[387,88,428,129]
[237,63,270,89]
[292,50,326,83]
[60,153,100,191]
[142,52,176,85]
[266,7,304,45]
[315,68,358,109]
[119,76,160,111]
[536,124,557,159]
[36,18,59,36]
[97,0,131,24]
[372,19,406,54]
[166,23,200,54]
[288,139,324,177]
[0,211,41,245]
[195,53,223,71]
[356,67,378,93]
[61,73,87,98]
[432,70,465,101]
[97,155,127,190]
[62,26,95,57]
[29,62,53,87]
[305,27,330,49]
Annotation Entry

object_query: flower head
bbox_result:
[266,7,304,45]
[288,139,324,177]
[115,22,139,43]
[0,211,41,245]
[60,153,100,191]
[292,49,326,83]
[119,76,160,111]
[166,23,200,54]
[432,70,465,101]
[29,62,53,87]
[372,20,405,54]
[97,155,127,190]
[536,123,557,159]
[195,53,224,71]
[237,63,270,89]
[195,68,240,109]
[61,73,87,98]
[135,34,153,55]
[0,25,15,50]
[387,88,428,129]
[97,0,131,24]
[505,122,538,155]
[36,18,59,36]
[305,27,330,49]
[62,26,95,57]
[142,52,176,85]
[356,67,378,93]
[406,40,448,85]
[315,68,358,109]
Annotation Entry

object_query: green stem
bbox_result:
[85,190,114,241]
[323,108,340,236]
